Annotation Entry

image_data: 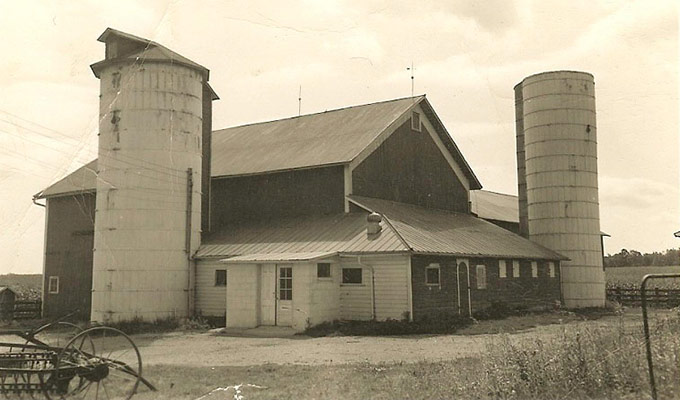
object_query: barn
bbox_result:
[34,28,604,331]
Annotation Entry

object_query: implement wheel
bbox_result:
[53,327,142,399]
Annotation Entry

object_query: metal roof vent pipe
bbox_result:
[367,212,383,237]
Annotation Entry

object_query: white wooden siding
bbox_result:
[339,255,409,321]
[195,260,227,317]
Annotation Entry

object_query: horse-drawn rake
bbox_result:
[0,315,156,399]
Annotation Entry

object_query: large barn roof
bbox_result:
[196,196,567,261]
[35,96,481,199]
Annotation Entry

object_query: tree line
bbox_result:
[605,248,680,268]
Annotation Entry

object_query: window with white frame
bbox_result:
[499,260,507,278]
[549,262,556,278]
[411,111,421,132]
[425,263,440,285]
[317,263,331,278]
[531,261,538,278]
[512,260,520,278]
[476,265,487,289]
[48,276,59,294]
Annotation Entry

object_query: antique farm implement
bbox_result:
[0,313,156,399]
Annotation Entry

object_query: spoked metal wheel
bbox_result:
[52,327,142,399]
[24,322,86,349]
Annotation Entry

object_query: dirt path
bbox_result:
[136,312,644,367]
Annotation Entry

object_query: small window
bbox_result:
[342,268,362,284]
[476,265,487,289]
[425,263,440,285]
[531,261,538,278]
[48,276,59,294]
[512,260,520,278]
[499,260,507,278]
[279,267,292,300]
[411,111,421,132]
[215,270,227,287]
[549,262,556,278]
[317,263,331,278]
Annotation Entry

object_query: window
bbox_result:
[48,276,59,294]
[512,260,520,278]
[425,263,440,285]
[549,262,556,278]
[279,267,292,300]
[499,260,507,278]
[476,265,487,289]
[411,111,421,132]
[531,261,538,278]
[317,263,331,278]
[342,268,362,284]
[215,270,226,287]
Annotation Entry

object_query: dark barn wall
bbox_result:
[43,193,96,320]
[352,120,469,213]
[210,166,345,228]
[484,219,520,234]
[411,255,561,321]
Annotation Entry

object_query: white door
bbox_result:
[260,264,276,325]
[276,265,293,326]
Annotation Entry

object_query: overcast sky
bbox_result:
[1,0,678,274]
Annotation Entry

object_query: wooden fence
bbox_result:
[606,288,680,307]
[11,300,42,320]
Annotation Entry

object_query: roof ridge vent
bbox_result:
[367,212,382,236]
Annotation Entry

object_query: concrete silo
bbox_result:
[515,71,605,308]
[90,29,213,322]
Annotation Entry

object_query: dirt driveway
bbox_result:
[135,311,641,367]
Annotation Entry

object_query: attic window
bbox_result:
[411,111,421,132]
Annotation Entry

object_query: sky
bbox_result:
[0,0,678,274]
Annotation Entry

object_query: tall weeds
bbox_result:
[476,311,680,399]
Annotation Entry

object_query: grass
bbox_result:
[127,310,679,399]
[606,265,680,289]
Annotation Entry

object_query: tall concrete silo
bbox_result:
[90,29,213,322]
[515,71,605,308]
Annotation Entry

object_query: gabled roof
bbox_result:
[90,28,210,79]
[35,160,97,199]
[37,96,482,198]
[195,212,408,259]
[349,195,568,260]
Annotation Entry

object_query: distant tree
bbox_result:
[604,248,680,267]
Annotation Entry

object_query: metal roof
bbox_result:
[91,28,210,79]
[35,160,97,199]
[349,195,568,260]
[37,95,482,197]
[220,252,337,263]
[470,190,519,223]
[210,96,425,177]
[195,212,408,259]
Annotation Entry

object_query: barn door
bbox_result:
[457,259,471,317]
[260,264,276,325]
[276,265,293,326]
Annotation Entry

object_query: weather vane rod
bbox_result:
[407,62,415,97]
[298,85,302,116]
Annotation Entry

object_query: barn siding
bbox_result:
[411,255,561,320]
[339,255,410,321]
[225,264,258,328]
[210,166,345,230]
[352,120,469,213]
[43,194,96,320]
[195,260,226,318]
